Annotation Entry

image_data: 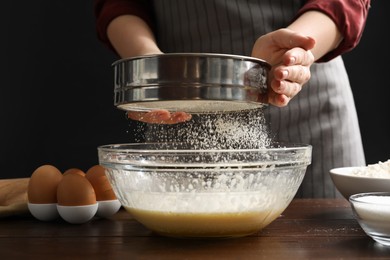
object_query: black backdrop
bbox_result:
[1,1,389,179]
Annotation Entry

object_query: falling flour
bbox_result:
[132,107,273,150]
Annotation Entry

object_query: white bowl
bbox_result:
[350,192,390,246]
[330,167,390,199]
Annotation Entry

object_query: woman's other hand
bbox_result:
[127,110,192,124]
[252,28,315,106]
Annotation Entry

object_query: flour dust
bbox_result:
[129,107,273,149]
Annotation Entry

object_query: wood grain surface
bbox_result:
[1,199,390,259]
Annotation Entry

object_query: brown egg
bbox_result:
[28,165,63,204]
[57,173,96,206]
[85,165,117,201]
[63,168,85,177]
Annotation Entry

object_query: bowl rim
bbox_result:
[111,52,271,68]
[330,166,390,180]
[97,142,312,154]
[349,192,390,206]
[98,142,312,168]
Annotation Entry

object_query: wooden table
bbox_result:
[1,199,389,259]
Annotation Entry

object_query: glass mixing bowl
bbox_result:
[98,142,312,238]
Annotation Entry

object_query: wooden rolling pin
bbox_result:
[0,178,29,218]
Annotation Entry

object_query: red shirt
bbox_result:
[94,0,371,62]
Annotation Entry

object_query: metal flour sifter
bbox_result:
[112,53,270,114]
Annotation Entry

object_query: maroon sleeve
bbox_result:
[296,0,371,62]
[93,0,154,53]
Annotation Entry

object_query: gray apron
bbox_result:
[151,0,366,198]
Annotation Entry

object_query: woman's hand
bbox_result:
[107,16,194,124]
[127,110,192,124]
[252,28,315,106]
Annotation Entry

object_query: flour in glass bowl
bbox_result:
[350,159,390,178]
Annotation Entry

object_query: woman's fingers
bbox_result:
[127,110,192,124]
[127,110,169,123]
[284,47,315,66]
[274,64,311,85]
[266,90,290,107]
[271,79,302,99]
[268,47,314,105]
[170,112,193,123]
[279,48,314,84]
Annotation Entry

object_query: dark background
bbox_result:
[1,1,389,179]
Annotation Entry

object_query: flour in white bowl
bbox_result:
[352,195,390,222]
[350,159,390,178]
[356,195,390,205]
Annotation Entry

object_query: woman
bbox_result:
[94,0,370,198]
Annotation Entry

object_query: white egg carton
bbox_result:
[27,199,121,224]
